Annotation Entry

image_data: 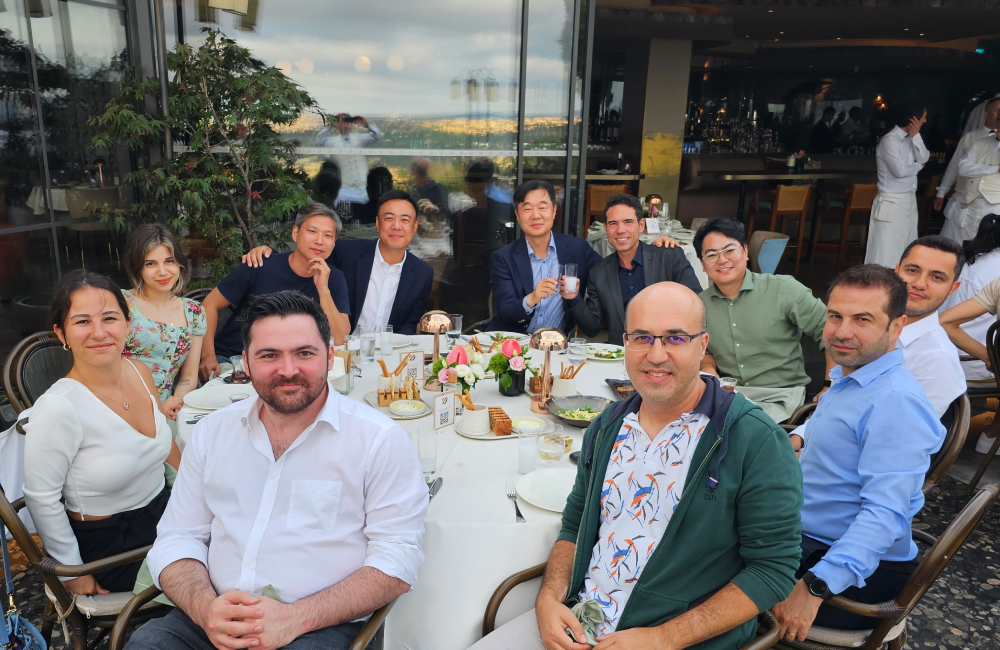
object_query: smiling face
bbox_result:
[245,314,333,415]
[140,244,181,295]
[823,284,905,373]
[292,214,337,260]
[55,287,130,368]
[895,244,960,319]
[515,188,556,238]
[605,204,644,254]
[624,284,708,407]
[700,231,749,288]
[377,198,417,252]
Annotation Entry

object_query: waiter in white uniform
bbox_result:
[955,130,1000,232]
[865,102,929,267]
[938,97,1000,243]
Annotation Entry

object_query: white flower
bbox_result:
[470,363,486,379]
[472,352,483,365]
[455,364,471,378]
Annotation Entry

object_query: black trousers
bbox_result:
[798,535,916,630]
[69,487,170,592]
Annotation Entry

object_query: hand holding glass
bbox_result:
[561,264,579,294]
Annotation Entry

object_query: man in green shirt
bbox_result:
[689,218,831,421]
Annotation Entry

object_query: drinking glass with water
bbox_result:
[379,324,394,356]
[561,264,579,294]
[447,314,463,351]
[418,428,437,475]
[568,337,587,364]
[360,329,377,365]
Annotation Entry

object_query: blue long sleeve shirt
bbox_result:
[521,233,563,331]
[799,349,944,594]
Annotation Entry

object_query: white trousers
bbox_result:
[864,191,918,268]
[469,610,545,650]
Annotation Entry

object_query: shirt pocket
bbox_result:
[287,480,343,537]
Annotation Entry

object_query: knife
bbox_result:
[427,477,443,500]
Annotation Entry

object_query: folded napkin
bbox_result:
[565,599,604,647]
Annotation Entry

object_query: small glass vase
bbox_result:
[498,372,525,397]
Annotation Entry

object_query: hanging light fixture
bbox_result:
[28,0,52,18]
[208,0,248,16]
[0,0,7,13]
[486,79,500,102]
[467,79,479,102]
[451,77,461,100]
[508,80,517,103]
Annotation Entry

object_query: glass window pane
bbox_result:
[0,228,59,352]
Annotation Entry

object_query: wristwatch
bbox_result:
[803,571,833,601]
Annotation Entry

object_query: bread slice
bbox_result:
[489,406,512,436]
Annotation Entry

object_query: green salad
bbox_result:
[558,405,601,422]
[590,346,624,359]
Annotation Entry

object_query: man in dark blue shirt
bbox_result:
[198,203,351,380]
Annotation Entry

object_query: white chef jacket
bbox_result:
[876,126,929,194]
[147,386,429,604]
[896,312,965,417]
[355,245,406,336]
[941,249,1000,381]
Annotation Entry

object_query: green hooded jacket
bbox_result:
[558,376,804,649]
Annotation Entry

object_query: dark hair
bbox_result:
[376,189,419,216]
[314,160,342,205]
[827,264,908,321]
[51,269,130,331]
[963,214,1000,265]
[123,223,190,296]
[899,234,965,280]
[822,106,836,116]
[239,290,330,352]
[893,101,926,128]
[693,217,747,259]
[513,180,557,206]
[603,193,642,221]
[848,106,861,118]
[465,160,494,185]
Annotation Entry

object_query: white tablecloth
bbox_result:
[26,186,68,215]
[588,232,708,289]
[175,336,626,650]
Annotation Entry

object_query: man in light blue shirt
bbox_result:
[522,233,563,331]
[773,264,944,642]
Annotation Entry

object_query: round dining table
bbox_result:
[174,335,626,650]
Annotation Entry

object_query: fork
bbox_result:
[506,480,526,523]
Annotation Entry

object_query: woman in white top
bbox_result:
[23,270,180,595]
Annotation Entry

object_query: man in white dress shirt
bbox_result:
[894,236,966,417]
[128,291,429,650]
[953,128,1000,240]
[865,102,929,267]
[937,97,1000,243]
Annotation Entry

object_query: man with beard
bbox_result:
[130,291,429,650]
[893,236,965,417]
[473,282,803,650]
[775,266,943,643]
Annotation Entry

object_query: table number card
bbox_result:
[399,351,424,381]
[434,392,455,430]
[644,218,660,234]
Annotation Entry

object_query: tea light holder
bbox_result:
[529,327,568,414]
[419,310,454,362]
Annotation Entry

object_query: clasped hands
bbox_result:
[202,590,300,650]
[536,595,674,650]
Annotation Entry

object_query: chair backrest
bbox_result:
[690,217,709,232]
[2,331,72,413]
[847,183,879,210]
[182,287,212,302]
[747,231,790,274]
[586,184,628,217]
[774,185,811,213]
[986,321,1000,394]
[925,393,971,488]
[923,174,943,200]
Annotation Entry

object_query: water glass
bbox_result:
[360,329,377,365]
[518,430,538,474]
[418,428,437,475]
[379,324,394,356]
[568,337,587,365]
[538,425,566,463]
[561,264,579,294]
[447,314,463,351]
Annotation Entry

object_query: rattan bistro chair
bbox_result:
[2,331,73,413]
[0,484,170,650]
[181,287,212,302]
[967,321,1000,493]
[775,483,998,650]
[482,563,781,650]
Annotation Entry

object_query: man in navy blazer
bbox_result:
[241,190,433,335]
[489,180,603,334]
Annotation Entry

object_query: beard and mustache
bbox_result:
[256,371,328,415]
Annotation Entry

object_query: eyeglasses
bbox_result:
[624,332,705,351]
[702,244,743,265]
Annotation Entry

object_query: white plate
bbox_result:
[391,334,414,348]
[587,343,625,361]
[183,384,257,410]
[516,468,577,512]
[454,417,557,441]
[363,392,433,420]
[671,228,695,239]
[475,331,530,348]
[389,400,428,417]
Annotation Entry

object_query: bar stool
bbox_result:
[747,185,811,272]
[810,183,878,268]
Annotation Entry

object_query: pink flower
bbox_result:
[509,356,526,372]
[437,368,450,384]
[447,346,468,365]
[501,339,522,358]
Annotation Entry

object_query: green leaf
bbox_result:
[500,373,512,391]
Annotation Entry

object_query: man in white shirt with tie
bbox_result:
[938,97,1000,243]
[866,102,929,267]
[128,291,429,650]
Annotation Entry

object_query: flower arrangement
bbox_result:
[487,339,535,392]
[426,345,486,393]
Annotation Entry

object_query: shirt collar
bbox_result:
[829,348,904,388]
[706,269,754,299]
[889,125,909,139]
[897,312,940,347]
[620,242,643,269]
[375,241,406,269]
[526,232,557,261]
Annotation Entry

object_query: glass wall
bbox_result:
[0,0,130,358]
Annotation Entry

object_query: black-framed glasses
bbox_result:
[624,331,705,351]
[702,244,742,265]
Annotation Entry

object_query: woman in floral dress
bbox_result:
[121,224,206,420]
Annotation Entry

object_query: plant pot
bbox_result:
[499,372,525,397]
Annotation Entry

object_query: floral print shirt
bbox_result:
[122,290,207,402]
[579,410,709,636]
